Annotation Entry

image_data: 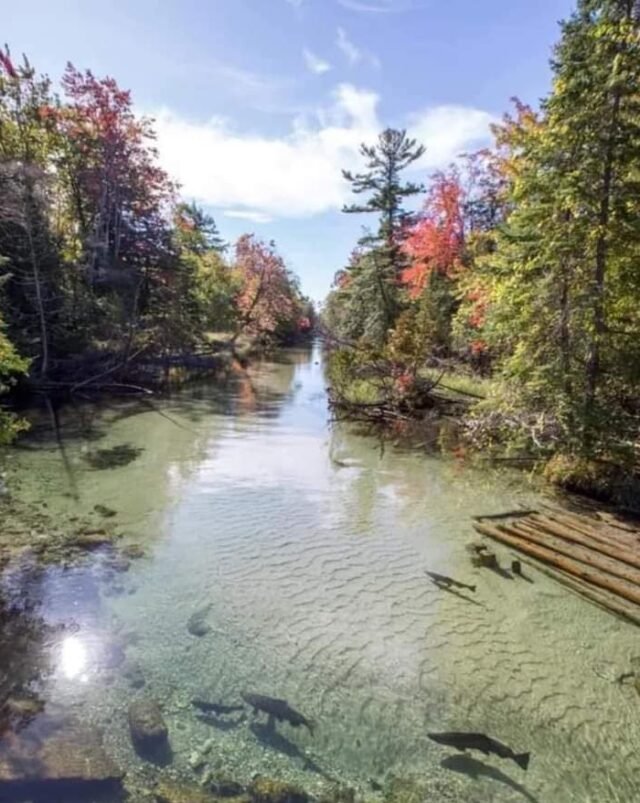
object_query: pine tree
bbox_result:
[342,129,424,342]
[485,0,640,455]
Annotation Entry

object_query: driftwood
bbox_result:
[472,509,539,522]
[503,521,640,586]
[474,520,640,609]
[512,517,640,572]
[518,557,640,628]
[544,510,640,550]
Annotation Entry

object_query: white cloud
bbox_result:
[336,27,380,69]
[152,85,493,221]
[409,106,495,166]
[303,49,332,75]
[224,210,273,224]
[336,27,360,65]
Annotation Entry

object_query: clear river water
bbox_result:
[1,344,639,802]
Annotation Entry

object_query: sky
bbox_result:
[3,0,575,301]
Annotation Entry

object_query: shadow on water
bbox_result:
[441,754,539,803]
[196,712,246,731]
[249,719,327,777]
[428,581,486,608]
[514,569,534,584]
[134,740,173,767]
[82,443,144,470]
[0,573,58,735]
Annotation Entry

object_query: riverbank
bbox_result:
[0,347,638,802]
[0,335,271,570]
[324,346,640,513]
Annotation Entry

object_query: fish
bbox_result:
[241,692,314,734]
[191,699,244,716]
[425,570,476,593]
[427,732,530,771]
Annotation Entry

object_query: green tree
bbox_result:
[484,1,640,455]
[0,307,28,444]
[174,201,226,255]
[0,49,61,377]
[342,129,425,342]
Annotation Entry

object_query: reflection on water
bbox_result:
[58,636,88,682]
[0,343,638,801]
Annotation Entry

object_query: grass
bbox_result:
[420,367,494,400]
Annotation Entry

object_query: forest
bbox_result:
[0,50,313,443]
[2,0,640,506]
[1,3,640,802]
[324,0,640,505]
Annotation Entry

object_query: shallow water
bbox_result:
[1,345,639,802]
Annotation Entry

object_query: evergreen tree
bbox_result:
[484,0,640,455]
[174,202,226,254]
[342,129,425,341]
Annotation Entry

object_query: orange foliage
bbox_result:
[235,234,295,336]
[401,170,465,298]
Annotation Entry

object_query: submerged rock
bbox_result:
[108,554,132,573]
[207,771,244,797]
[249,777,308,803]
[318,786,355,803]
[154,780,220,803]
[4,694,45,721]
[72,530,113,550]
[123,659,146,689]
[466,540,499,570]
[187,604,213,637]
[128,699,169,759]
[84,444,143,470]
[383,775,431,803]
[0,717,123,792]
[188,737,215,771]
[94,504,117,518]
[122,543,146,560]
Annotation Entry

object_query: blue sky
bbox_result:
[4,0,574,301]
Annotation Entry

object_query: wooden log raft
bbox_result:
[518,557,640,628]
[508,519,640,579]
[474,510,640,624]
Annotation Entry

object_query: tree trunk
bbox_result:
[22,179,49,379]
[583,6,630,443]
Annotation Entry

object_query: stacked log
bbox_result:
[473,509,640,626]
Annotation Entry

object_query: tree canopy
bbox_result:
[325,0,640,500]
[0,47,312,442]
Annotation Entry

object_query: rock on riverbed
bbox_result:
[128,699,170,759]
[187,604,213,637]
[0,716,123,795]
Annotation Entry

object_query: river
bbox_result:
[0,344,638,802]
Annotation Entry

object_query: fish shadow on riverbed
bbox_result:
[441,754,539,803]
[196,712,245,731]
[429,581,486,608]
[249,719,325,776]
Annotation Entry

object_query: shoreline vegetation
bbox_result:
[323,1,640,511]
[0,49,314,443]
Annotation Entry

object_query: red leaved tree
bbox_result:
[400,169,465,298]
[56,65,175,290]
[233,235,298,340]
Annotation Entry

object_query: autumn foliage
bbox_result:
[0,45,312,422]
[401,170,465,297]
[234,235,306,340]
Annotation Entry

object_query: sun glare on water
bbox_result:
[59,636,89,682]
